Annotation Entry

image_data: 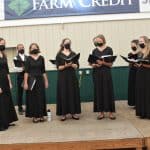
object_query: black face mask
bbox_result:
[64,43,70,49]
[139,43,145,49]
[19,49,25,54]
[30,49,40,54]
[0,45,5,51]
[94,42,98,47]
[96,42,104,47]
[131,47,137,51]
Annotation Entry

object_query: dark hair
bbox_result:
[0,37,6,58]
[59,38,72,53]
[29,43,40,54]
[131,39,139,45]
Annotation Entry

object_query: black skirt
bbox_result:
[56,68,81,116]
[25,75,47,118]
[135,67,150,118]
[93,66,115,112]
[128,66,137,106]
[0,75,18,128]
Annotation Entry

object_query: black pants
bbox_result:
[17,73,24,111]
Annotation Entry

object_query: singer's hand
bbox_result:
[91,64,101,68]
[24,83,28,90]
[64,62,72,68]
[0,88,3,94]
[134,63,142,68]
[96,60,104,65]
[9,82,13,89]
[71,63,78,69]
[45,81,49,89]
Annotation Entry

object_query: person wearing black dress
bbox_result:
[14,44,28,115]
[128,40,139,107]
[56,38,81,121]
[135,36,150,119]
[24,43,48,123]
[90,34,116,120]
[0,38,18,131]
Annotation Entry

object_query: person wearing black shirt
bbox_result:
[135,36,150,119]
[127,40,139,107]
[90,34,116,120]
[0,37,18,131]
[56,38,81,121]
[24,43,48,123]
[14,44,28,115]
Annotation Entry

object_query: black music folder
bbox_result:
[61,53,80,63]
[49,59,56,65]
[88,54,117,64]
[49,53,80,65]
[120,55,150,64]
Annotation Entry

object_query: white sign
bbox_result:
[0,0,4,20]
[140,0,150,12]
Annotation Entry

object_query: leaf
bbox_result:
[8,0,30,16]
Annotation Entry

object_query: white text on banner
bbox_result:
[140,0,150,12]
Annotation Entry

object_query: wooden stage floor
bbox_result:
[0,101,150,150]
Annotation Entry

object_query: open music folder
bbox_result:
[88,54,117,64]
[120,55,150,64]
[49,59,56,65]
[49,53,80,65]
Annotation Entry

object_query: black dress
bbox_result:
[25,56,47,118]
[128,53,138,106]
[92,47,115,112]
[0,55,18,130]
[56,51,81,116]
[135,53,150,118]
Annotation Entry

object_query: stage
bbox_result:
[0,101,150,150]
